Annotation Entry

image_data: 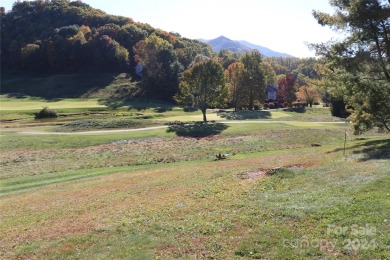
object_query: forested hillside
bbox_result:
[0,0,213,75]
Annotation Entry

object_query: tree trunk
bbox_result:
[248,98,254,111]
[382,119,390,132]
[372,21,390,82]
[202,108,207,122]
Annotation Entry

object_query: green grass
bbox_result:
[217,107,341,122]
[0,122,347,151]
[0,97,389,259]
[0,97,106,111]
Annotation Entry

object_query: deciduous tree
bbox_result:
[277,74,298,107]
[260,61,277,85]
[225,62,244,111]
[134,33,182,100]
[175,60,227,122]
[297,85,320,107]
[240,50,266,110]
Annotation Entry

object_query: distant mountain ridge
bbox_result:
[199,36,293,57]
[206,36,252,54]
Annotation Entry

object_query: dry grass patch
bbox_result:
[2,148,330,258]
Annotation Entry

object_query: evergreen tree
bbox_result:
[312,0,390,133]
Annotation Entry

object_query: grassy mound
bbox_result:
[54,118,161,132]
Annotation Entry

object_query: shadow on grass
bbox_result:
[282,107,306,113]
[183,106,199,112]
[4,93,64,102]
[218,110,271,120]
[98,98,174,112]
[329,139,390,161]
[4,93,30,99]
[1,73,117,99]
[167,122,229,138]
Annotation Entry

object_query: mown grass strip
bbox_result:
[0,158,213,196]
[0,164,163,196]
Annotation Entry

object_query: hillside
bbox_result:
[0,72,139,99]
[0,1,213,75]
[201,36,293,57]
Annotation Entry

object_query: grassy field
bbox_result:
[0,97,389,259]
[0,98,106,111]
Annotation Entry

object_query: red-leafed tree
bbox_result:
[277,74,297,107]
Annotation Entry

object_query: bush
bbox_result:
[35,107,58,119]
[264,102,275,109]
[293,102,303,107]
[183,106,198,112]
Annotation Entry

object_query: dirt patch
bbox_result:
[238,164,310,181]
[285,164,307,170]
[238,170,267,180]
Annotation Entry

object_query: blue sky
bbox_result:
[2,0,340,57]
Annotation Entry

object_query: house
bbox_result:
[135,62,143,77]
[266,84,278,101]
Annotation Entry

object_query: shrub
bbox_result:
[183,106,198,112]
[35,107,58,119]
[293,102,303,107]
[264,102,275,109]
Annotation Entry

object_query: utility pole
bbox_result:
[343,131,348,156]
